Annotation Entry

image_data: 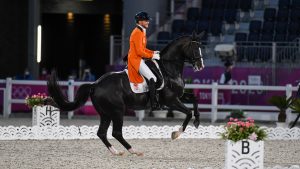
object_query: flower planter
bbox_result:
[225,140,264,169]
[32,105,60,127]
[152,110,167,118]
[173,110,186,119]
[276,122,288,128]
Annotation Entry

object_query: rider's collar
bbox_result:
[137,24,146,34]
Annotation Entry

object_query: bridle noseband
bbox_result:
[187,40,203,64]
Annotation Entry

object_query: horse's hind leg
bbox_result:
[111,115,144,156]
[97,114,124,155]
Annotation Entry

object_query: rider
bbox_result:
[127,11,160,110]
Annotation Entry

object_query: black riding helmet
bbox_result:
[135,11,152,23]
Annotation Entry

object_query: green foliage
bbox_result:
[268,95,293,111]
[290,98,300,113]
[226,110,246,119]
[221,117,267,142]
[184,77,193,94]
[25,93,49,108]
[268,95,294,122]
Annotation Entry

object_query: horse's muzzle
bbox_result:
[193,61,204,71]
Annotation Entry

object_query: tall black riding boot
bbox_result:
[149,78,160,110]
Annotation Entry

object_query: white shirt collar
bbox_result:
[137,24,146,34]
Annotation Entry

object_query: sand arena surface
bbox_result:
[0,139,300,169]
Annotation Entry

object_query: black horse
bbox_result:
[47,33,205,156]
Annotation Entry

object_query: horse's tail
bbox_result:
[47,72,92,111]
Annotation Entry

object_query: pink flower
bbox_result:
[234,118,238,122]
[247,117,255,123]
[239,122,244,127]
[229,117,234,121]
[227,122,232,126]
[248,132,258,141]
[245,122,251,128]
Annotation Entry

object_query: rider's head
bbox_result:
[135,11,151,29]
[224,60,234,71]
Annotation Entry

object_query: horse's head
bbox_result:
[182,32,205,71]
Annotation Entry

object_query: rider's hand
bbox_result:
[154,51,160,54]
[152,53,160,60]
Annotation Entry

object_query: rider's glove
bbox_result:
[152,53,160,60]
[154,51,160,54]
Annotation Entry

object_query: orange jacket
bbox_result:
[127,26,154,83]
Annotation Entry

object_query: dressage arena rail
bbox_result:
[0,125,300,140]
[0,78,298,122]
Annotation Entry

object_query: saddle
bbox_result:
[125,59,164,93]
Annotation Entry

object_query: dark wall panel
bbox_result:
[0,0,28,78]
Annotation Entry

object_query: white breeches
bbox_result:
[139,59,157,82]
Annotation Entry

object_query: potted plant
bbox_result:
[290,98,300,128]
[268,95,294,127]
[222,117,267,169]
[26,93,60,127]
[226,109,246,120]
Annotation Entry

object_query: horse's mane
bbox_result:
[160,35,190,55]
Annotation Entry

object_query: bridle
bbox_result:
[187,40,203,64]
[159,39,203,78]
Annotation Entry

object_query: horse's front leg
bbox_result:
[189,93,200,129]
[169,97,193,140]
[181,92,200,129]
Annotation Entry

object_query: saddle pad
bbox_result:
[125,69,149,93]
[125,60,164,93]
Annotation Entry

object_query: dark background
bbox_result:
[0,0,123,79]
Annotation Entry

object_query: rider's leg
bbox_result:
[139,60,159,109]
[139,60,157,82]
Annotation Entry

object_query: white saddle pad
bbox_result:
[125,60,164,93]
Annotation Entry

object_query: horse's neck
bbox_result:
[161,43,185,79]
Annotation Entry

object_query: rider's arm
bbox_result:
[145,48,154,54]
[133,32,154,59]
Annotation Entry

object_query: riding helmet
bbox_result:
[135,11,151,23]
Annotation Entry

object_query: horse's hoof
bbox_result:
[130,152,144,156]
[171,131,180,140]
[193,119,200,129]
[136,152,144,156]
[118,151,125,156]
[111,151,125,156]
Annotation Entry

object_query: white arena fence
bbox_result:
[0,125,299,140]
[0,78,298,123]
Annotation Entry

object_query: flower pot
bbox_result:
[134,110,145,121]
[173,110,186,119]
[276,122,288,128]
[225,140,264,169]
[32,105,60,127]
[152,110,167,118]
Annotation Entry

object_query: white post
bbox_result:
[271,42,276,85]
[3,78,12,118]
[109,35,114,65]
[170,0,174,20]
[211,82,218,123]
[68,79,75,119]
[135,110,145,121]
[155,12,160,32]
[286,84,293,124]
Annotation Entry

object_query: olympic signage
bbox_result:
[1,66,300,115]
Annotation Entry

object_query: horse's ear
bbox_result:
[192,31,197,40]
[197,31,205,40]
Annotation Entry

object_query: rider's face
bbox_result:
[139,20,150,28]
